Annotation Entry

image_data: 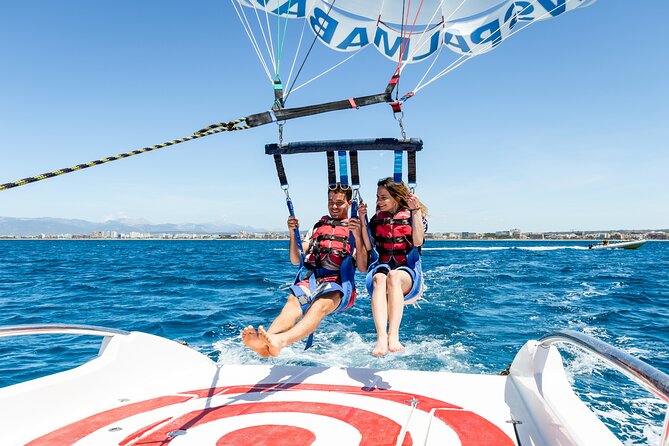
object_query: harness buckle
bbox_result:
[277,122,284,146]
[393,110,407,140]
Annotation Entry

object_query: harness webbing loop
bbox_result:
[273,154,289,188]
[408,150,417,190]
[326,151,337,187]
[271,153,304,263]
[393,150,403,183]
[337,151,349,187]
[349,151,360,188]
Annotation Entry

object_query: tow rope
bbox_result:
[1,72,400,192]
[0,118,247,192]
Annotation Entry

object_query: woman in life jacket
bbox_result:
[359,177,428,356]
[242,184,368,357]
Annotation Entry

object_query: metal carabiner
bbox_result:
[277,122,285,147]
[352,187,362,203]
[394,111,407,140]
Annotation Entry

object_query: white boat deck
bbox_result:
[0,327,665,445]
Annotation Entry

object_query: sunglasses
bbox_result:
[328,183,352,191]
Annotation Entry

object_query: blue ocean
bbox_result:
[1,239,667,444]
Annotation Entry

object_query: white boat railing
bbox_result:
[0,324,130,339]
[540,329,669,446]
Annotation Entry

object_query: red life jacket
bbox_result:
[371,209,413,266]
[305,216,351,272]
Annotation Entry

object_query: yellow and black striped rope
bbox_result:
[0,117,249,191]
[194,118,249,136]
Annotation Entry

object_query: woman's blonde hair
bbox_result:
[377,177,428,215]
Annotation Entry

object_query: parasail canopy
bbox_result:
[238,0,593,63]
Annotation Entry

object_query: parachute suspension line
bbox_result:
[402,0,466,74]
[414,0,570,94]
[412,34,447,95]
[275,0,294,78]
[415,0,526,93]
[399,0,427,70]
[275,0,282,77]
[394,0,408,101]
[284,0,317,101]
[288,49,364,96]
[230,0,273,82]
[256,0,278,73]
[0,118,250,192]
[494,0,574,52]
[385,0,426,109]
[401,0,445,72]
[234,0,277,76]
[284,0,338,103]
[414,53,473,94]
[407,0,462,93]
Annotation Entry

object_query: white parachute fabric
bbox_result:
[238,0,596,63]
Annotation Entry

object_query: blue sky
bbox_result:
[1,1,667,233]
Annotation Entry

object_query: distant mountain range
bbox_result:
[0,217,268,236]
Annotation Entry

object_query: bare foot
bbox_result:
[258,325,287,357]
[241,326,270,358]
[372,335,388,356]
[388,336,404,353]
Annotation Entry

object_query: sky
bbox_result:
[1,1,667,233]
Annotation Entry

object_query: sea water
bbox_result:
[1,239,667,444]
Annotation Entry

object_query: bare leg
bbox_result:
[259,292,341,357]
[241,326,270,358]
[371,273,389,356]
[387,270,412,353]
[267,295,303,334]
[241,295,302,358]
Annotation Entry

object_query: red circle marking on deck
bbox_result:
[135,401,411,445]
[29,383,514,446]
[217,425,316,446]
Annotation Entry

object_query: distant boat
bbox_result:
[588,240,647,250]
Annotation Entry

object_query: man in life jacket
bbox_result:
[242,183,368,357]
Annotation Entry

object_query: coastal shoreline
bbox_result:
[1,237,665,242]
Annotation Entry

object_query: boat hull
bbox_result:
[0,329,623,446]
[589,240,646,250]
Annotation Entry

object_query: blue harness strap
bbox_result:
[365,246,423,303]
[338,151,349,186]
[393,150,403,183]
